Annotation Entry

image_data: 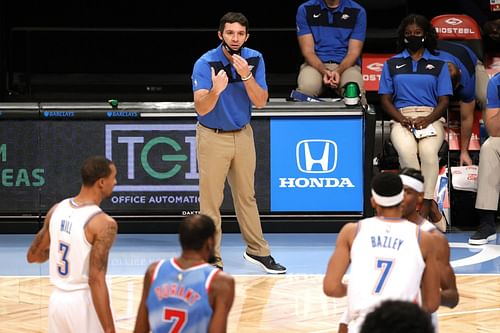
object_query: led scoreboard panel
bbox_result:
[0,102,373,219]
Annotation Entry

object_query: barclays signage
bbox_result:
[270,118,363,212]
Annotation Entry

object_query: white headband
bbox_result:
[371,189,404,207]
[400,175,424,193]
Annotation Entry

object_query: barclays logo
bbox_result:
[106,111,139,117]
[296,139,337,174]
[43,111,75,117]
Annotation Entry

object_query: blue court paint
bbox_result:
[2,232,499,276]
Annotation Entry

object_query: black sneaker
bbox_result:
[243,252,286,274]
[468,229,497,245]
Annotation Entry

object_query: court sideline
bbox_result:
[1,232,499,332]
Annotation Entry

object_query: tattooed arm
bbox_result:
[27,205,57,263]
[87,213,118,333]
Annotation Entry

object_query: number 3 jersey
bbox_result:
[49,198,103,291]
[347,217,425,331]
[147,258,220,333]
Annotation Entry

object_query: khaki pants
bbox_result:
[390,107,445,199]
[196,123,270,264]
[475,137,500,210]
[475,61,488,111]
[297,62,367,105]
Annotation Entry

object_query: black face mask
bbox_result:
[404,36,425,52]
[222,39,242,56]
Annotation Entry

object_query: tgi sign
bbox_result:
[105,124,198,192]
[270,118,363,212]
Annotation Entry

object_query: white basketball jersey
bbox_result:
[49,198,103,291]
[347,216,425,333]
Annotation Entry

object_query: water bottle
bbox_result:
[343,82,360,106]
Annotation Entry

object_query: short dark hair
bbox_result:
[179,214,216,251]
[400,167,425,183]
[80,156,114,186]
[372,172,403,197]
[360,300,434,333]
[218,12,249,33]
[396,14,438,54]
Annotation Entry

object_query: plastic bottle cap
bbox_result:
[108,99,119,108]
[344,82,360,106]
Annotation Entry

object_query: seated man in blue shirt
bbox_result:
[295,0,367,105]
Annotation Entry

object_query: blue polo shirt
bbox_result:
[191,44,268,131]
[487,73,500,109]
[436,40,477,103]
[296,0,366,65]
[378,49,453,109]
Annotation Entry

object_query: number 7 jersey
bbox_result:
[347,217,425,332]
[146,258,220,333]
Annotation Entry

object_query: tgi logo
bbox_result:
[296,139,337,173]
[105,124,198,192]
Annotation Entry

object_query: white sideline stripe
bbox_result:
[438,307,500,317]
[449,242,500,268]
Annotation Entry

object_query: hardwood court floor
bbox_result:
[1,275,499,333]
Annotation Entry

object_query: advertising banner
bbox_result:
[270,117,364,212]
[0,118,270,215]
[1,113,365,218]
[0,121,43,213]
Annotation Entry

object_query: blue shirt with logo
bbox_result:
[296,0,366,65]
[436,40,477,103]
[487,72,500,109]
[378,49,453,109]
[191,44,267,131]
[146,259,218,333]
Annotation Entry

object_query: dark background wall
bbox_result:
[0,0,461,102]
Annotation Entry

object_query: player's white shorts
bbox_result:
[48,287,104,333]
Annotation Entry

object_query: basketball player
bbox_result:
[400,168,459,308]
[133,214,235,333]
[27,156,118,333]
[400,168,459,332]
[324,172,440,333]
